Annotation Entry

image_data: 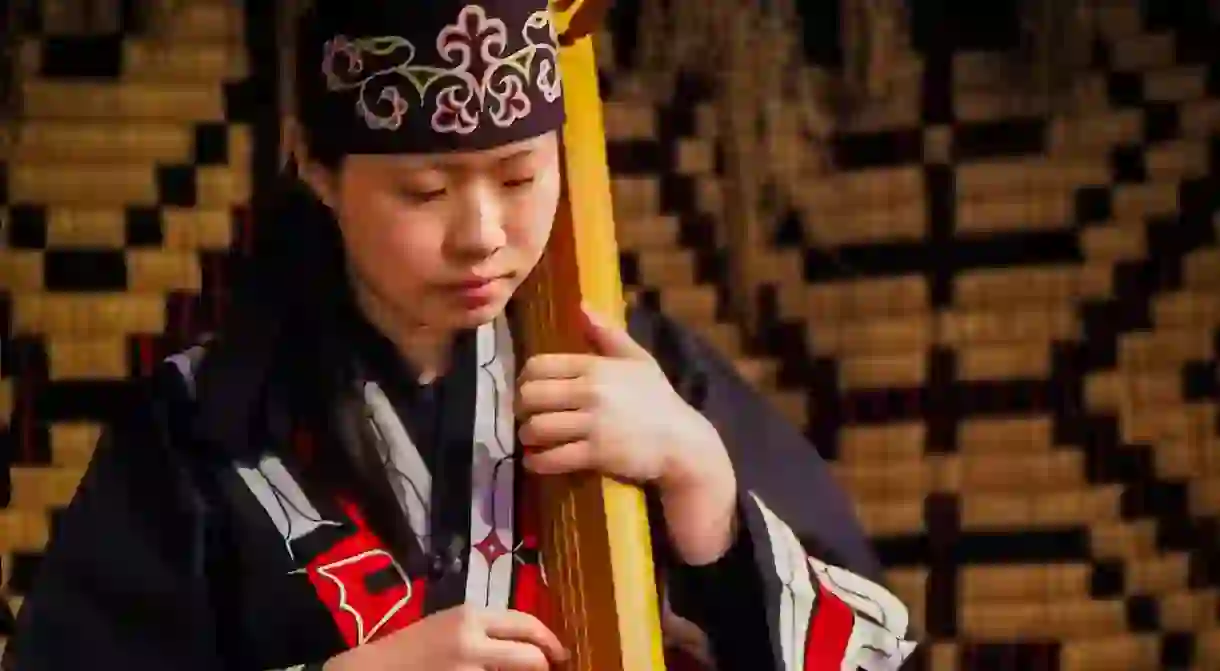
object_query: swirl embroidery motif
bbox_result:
[321,4,562,134]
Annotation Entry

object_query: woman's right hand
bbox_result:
[323,605,568,670]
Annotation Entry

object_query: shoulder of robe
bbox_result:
[157,337,215,403]
[135,338,217,457]
[144,331,266,455]
[67,341,224,526]
[178,314,294,460]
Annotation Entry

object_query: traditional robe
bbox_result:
[3,295,917,671]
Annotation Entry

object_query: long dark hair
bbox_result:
[224,0,350,333]
[200,6,460,570]
[208,164,429,566]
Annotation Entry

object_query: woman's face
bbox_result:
[305,131,562,332]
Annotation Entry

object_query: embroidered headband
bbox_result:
[297,1,565,155]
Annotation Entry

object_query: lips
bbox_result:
[445,276,508,309]
[444,273,512,290]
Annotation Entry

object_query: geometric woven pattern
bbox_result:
[0,0,252,655]
[2,0,1217,669]
[601,0,1218,667]
[752,1,1219,668]
[601,50,803,411]
[602,66,806,421]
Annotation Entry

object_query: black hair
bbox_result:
[225,168,345,329]
[201,5,448,571]
[224,2,352,329]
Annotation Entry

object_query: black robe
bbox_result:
[2,300,917,671]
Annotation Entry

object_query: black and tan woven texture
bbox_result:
[752,1,1219,668]
[2,1,1218,668]
[0,0,254,655]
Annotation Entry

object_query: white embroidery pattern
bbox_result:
[234,454,343,563]
[808,556,918,671]
[322,4,562,133]
[749,493,917,671]
[356,317,517,611]
[466,317,517,610]
[751,493,816,671]
[363,380,434,551]
[162,343,344,566]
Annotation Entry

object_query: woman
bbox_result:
[5,1,917,669]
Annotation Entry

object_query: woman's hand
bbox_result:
[662,610,716,669]
[515,306,739,565]
[323,605,567,670]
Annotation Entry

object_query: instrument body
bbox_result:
[513,2,668,668]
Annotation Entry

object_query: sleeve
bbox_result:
[628,307,919,671]
[1,371,226,671]
[665,517,772,671]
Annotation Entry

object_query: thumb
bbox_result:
[582,304,651,360]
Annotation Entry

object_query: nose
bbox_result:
[447,184,507,259]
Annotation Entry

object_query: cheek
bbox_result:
[335,188,443,286]
[508,178,561,258]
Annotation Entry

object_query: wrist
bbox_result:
[659,413,731,496]
[658,415,738,565]
[661,481,738,565]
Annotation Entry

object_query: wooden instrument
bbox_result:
[513,1,668,669]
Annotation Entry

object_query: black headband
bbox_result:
[297,1,565,155]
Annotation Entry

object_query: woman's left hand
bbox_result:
[515,306,739,565]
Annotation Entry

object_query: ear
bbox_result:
[285,116,339,210]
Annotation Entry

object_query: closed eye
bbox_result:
[401,188,447,203]
[504,177,535,189]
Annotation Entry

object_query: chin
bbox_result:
[445,297,510,330]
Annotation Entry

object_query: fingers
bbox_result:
[662,611,712,649]
[481,610,568,664]
[518,410,591,448]
[473,639,550,670]
[518,353,596,383]
[522,441,594,475]
[662,612,716,668]
[515,377,592,417]
[581,306,651,360]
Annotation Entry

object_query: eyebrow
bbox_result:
[496,148,535,164]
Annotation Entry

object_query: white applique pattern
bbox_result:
[322,4,562,133]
